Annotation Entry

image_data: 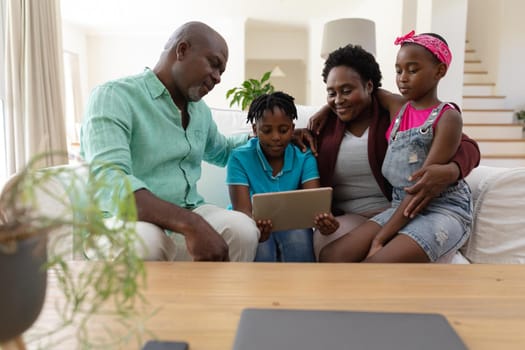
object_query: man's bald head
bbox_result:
[164,21,227,55]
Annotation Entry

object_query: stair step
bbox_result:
[464,124,523,139]
[462,109,515,124]
[463,83,495,95]
[477,139,525,156]
[462,96,506,109]
[464,62,484,71]
[463,72,491,83]
[464,70,488,74]
[461,41,522,167]
[464,51,479,61]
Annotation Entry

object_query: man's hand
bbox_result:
[135,189,230,261]
[292,128,317,156]
[182,212,230,261]
[403,163,460,218]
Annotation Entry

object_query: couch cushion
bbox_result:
[462,166,525,263]
[210,107,249,135]
[210,105,321,134]
[295,105,322,128]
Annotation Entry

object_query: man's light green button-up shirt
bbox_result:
[80,68,247,211]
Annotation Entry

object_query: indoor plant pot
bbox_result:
[0,234,47,347]
[0,156,148,349]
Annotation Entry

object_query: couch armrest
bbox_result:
[463,166,525,263]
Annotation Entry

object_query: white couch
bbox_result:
[200,106,525,264]
[4,106,524,263]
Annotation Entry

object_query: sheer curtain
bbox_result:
[4,0,68,175]
[0,1,7,180]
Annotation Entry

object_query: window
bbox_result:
[63,51,83,163]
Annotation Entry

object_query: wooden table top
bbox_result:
[29,262,525,349]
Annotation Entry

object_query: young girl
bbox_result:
[319,31,473,263]
[227,91,338,262]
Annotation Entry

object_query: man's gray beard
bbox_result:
[188,85,203,102]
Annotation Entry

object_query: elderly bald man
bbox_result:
[81,21,259,261]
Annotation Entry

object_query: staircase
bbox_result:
[462,44,525,167]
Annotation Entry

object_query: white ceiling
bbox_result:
[60,0,365,33]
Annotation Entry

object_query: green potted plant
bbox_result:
[226,71,275,110]
[515,110,525,134]
[0,154,149,349]
[516,110,525,123]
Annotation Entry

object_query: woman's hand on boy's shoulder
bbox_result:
[307,104,332,136]
[292,128,317,156]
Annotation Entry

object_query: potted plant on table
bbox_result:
[0,154,150,349]
[226,71,275,110]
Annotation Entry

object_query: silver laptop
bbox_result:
[232,308,467,350]
[251,187,332,232]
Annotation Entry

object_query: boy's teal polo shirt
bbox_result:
[226,137,319,199]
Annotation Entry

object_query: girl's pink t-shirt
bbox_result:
[385,103,453,140]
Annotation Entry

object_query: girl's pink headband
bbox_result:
[394,30,452,67]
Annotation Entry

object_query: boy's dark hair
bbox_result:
[246,91,298,124]
[322,44,382,92]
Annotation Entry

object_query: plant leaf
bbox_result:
[261,71,272,82]
[225,71,276,110]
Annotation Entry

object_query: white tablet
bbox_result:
[251,187,332,232]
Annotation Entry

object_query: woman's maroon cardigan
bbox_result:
[316,96,480,204]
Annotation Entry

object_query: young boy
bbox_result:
[226,91,338,262]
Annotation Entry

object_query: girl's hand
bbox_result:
[256,219,273,242]
[314,213,340,235]
[367,238,383,258]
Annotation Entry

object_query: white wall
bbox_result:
[67,19,245,110]
[61,22,90,116]
[412,0,467,104]
[429,0,468,104]
[245,24,308,60]
[63,0,406,110]
[61,0,524,112]
[246,59,307,104]
[244,23,308,104]
[85,33,165,91]
[307,0,405,107]
[467,0,525,110]
[496,0,525,110]
[402,0,418,34]
[467,0,501,84]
